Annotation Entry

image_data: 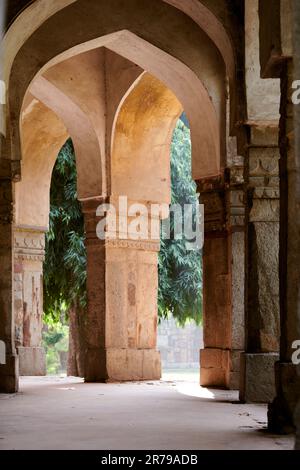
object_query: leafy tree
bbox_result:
[42,320,69,375]
[158,118,202,325]
[43,140,86,376]
[44,139,86,319]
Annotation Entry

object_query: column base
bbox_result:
[18,347,46,376]
[200,347,241,389]
[267,362,300,434]
[85,348,161,382]
[0,354,19,393]
[239,352,278,403]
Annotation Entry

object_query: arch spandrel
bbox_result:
[3,0,227,181]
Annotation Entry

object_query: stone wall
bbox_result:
[157,317,203,369]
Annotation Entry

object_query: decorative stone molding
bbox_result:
[228,164,244,186]
[85,235,160,252]
[226,163,245,229]
[105,238,160,252]
[82,196,162,250]
[196,176,226,234]
[197,169,246,233]
[14,226,46,261]
[196,175,225,193]
[227,189,245,228]
[248,148,280,200]
[246,124,280,224]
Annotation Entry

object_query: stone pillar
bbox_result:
[293,0,300,448]
[240,123,280,403]
[82,198,161,382]
[198,176,233,388]
[268,59,300,432]
[14,226,46,376]
[0,159,19,392]
[227,163,246,389]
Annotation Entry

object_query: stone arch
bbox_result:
[14,32,222,380]
[111,72,183,204]
[13,97,69,377]
[1,0,240,388]
[28,48,107,200]
[3,0,228,180]
[2,0,235,83]
[18,33,222,196]
[16,96,68,228]
[1,0,237,136]
[106,33,220,182]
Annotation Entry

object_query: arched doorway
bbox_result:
[1,0,241,392]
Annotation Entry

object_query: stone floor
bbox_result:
[0,376,295,450]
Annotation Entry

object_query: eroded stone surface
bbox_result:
[240,353,279,403]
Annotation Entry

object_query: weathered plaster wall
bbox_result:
[245,0,280,121]
[14,227,46,376]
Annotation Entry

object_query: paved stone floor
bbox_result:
[0,376,295,450]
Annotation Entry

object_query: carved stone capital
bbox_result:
[83,196,163,248]
[228,165,244,186]
[196,175,225,194]
[105,238,160,252]
[227,189,245,228]
[196,176,226,234]
[14,226,46,261]
[226,163,246,229]
[248,147,280,200]
[197,171,246,233]
[85,233,160,252]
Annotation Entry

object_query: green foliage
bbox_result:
[158,118,202,326]
[42,320,69,374]
[44,118,202,327]
[43,139,86,321]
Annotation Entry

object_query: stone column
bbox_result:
[268,59,300,432]
[227,163,246,389]
[0,159,19,392]
[82,198,161,382]
[293,0,300,448]
[240,123,280,403]
[14,226,46,376]
[197,176,233,388]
